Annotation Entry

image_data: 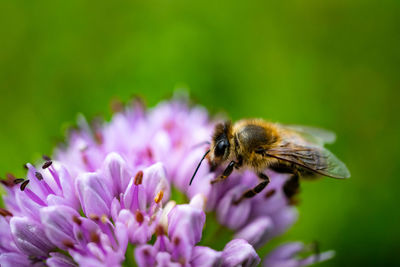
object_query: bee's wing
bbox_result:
[266,144,350,179]
[279,124,336,145]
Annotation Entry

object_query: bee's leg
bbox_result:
[283,173,300,203]
[233,173,270,205]
[234,155,243,169]
[210,161,236,184]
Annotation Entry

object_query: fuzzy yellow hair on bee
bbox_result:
[190,119,350,205]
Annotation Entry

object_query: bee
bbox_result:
[189,119,350,204]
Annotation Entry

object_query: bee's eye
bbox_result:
[215,140,228,157]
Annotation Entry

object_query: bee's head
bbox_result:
[210,121,233,165]
[189,120,232,186]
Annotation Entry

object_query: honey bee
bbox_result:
[189,119,350,204]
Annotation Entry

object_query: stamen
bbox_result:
[76,232,83,240]
[94,132,103,144]
[134,170,143,185]
[13,178,25,184]
[265,189,276,199]
[110,98,124,113]
[35,172,43,181]
[42,155,51,161]
[173,237,181,246]
[143,249,150,256]
[0,208,13,217]
[42,161,53,169]
[135,211,144,224]
[72,216,82,225]
[23,164,28,169]
[154,190,164,204]
[146,147,153,159]
[62,240,75,249]
[6,173,16,180]
[155,224,164,236]
[20,180,29,191]
[0,179,13,187]
[101,214,108,224]
[90,232,100,243]
[28,256,43,264]
[89,214,100,221]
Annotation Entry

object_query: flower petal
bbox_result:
[10,216,53,258]
[47,252,77,267]
[103,152,131,195]
[142,162,170,205]
[40,205,79,249]
[167,202,205,246]
[76,172,113,216]
[235,216,274,249]
[217,186,251,230]
[0,252,31,267]
[263,242,335,267]
[191,246,222,267]
[221,239,260,267]
[134,245,156,267]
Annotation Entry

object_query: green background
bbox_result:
[0,1,399,266]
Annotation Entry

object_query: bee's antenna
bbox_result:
[189,149,210,186]
[190,141,211,150]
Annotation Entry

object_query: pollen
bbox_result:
[155,224,164,236]
[0,208,13,217]
[265,189,276,199]
[72,216,82,225]
[154,190,164,204]
[42,160,53,169]
[62,240,75,249]
[135,211,144,224]
[101,214,108,224]
[90,232,100,243]
[134,170,143,185]
[89,214,100,221]
[20,180,29,191]
[35,172,44,180]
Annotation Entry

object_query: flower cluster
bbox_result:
[0,98,333,266]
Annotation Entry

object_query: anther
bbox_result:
[173,237,181,246]
[72,216,82,225]
[143,249,150,256]
[0,180,13,187]
[35,172,43,181]
[6,173,16,180]
[42,161,53,169]
[13,178,25,184]
[76,232,83,240]
[134,171,143,185]
[154,190,164,204]
[23,164,28,170]
[89,214,99,221]
[110,98,124,113]
[42,155,51,161]
[135,211,144,224]
[94,132,103,144]
[101,214,108,224]
[265,189,276,199]
[20,180,29,191]
[0,208,13,217]
[90,232,100,243]
[62,240,75,249]
[155,224,164,236]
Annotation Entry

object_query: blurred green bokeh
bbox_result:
[1,1,399,266]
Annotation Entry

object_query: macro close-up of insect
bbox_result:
[190,119,350,204]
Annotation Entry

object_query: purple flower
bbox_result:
[263,242,335,267]
[0,97,331,266]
